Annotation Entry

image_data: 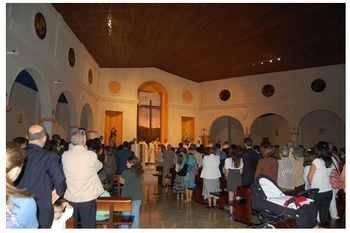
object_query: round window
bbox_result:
[34,12,46,39]
[262,84,275,97]
[68,47,75,67]
[311,79,326,93]
[88,69,93,85]
[219,89,231,101]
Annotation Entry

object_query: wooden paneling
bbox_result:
[52,3,345,83]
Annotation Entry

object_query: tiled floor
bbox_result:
[138,164,249,228]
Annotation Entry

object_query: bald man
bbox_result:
[16,124,67,228]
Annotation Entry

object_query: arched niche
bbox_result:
[7,69,41,141]
[54,91,77,141]
[210,116,244,146]
[251,113,291,146]
[299,110,345,149]
[80,103,94,138]
[137,81,168,143]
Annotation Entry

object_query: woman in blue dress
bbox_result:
[184,148,197,202]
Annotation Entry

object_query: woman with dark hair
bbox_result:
[307,141,334,224]
[224,144,243,219]
[43,140,60,154]
[12,136,28,149]
[119,155,144,228]
[254,144,278,183]
[6,142,38,228]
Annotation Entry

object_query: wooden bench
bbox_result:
[210,191,228,209]
[96,197,134,228]
[152,166,163,185]
[66,197,134,228]
[112,174,123,196]
[319,218,345,228]
[228,185,251,225]
[194,175,207,204]
[163,168,176,187]
[208,175,228,209]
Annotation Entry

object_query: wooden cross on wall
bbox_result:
[140,100,160,134]
[201,127,207,136]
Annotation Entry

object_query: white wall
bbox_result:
[6,3,99,139]
[97,68,201,144]
[6,3,345,149]
[200,64,345,146]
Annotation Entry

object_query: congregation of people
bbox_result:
[6,124,143,229]
[6,124,346,229]
[156,137,346,226]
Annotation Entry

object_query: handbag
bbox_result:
[177,155,189,176]
[329,163,344,189]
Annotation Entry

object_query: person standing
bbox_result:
[184,148,197,202]
[200,147,221,209]
[277,146,295,192]
[117,141,134,174]
[16,124,66,228]
[241,137,259,186]
[307,141,334,224]
[224,144,243,219]
[107,140,119,174]
[287,140,295,161]
[162,144,176,187]
[149,140,156,164]
[292,146,305,191]
[6,142,39,228]
[255,144,279,183]
[173,153,186,201]
[119,155,144,228]
[101,147,117,182]
[62,130,104,228]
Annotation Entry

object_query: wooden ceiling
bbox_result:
[52,3,345,83]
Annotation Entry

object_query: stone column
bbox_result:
[69,126,80,138]
[40,118,54,138]
[86,130,97,140]
[291,132,299,145]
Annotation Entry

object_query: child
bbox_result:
[51,199,74,229]
[303,149,316,190]
[173,153,186,201]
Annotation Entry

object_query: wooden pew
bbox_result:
[96,197,134,228]
[209,175,228,209]
[194,175,206,204]
[210,191,228,209]
[152,166,163,185]
[228,185,251,225]
[112,174,122,196]
[66,197,134,228]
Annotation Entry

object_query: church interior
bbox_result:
[6,2,345,229]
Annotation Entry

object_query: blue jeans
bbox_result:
[121,200,142,228]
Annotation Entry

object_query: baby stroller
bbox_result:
[250,175,318,228]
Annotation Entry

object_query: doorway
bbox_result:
[105,110,123,146]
